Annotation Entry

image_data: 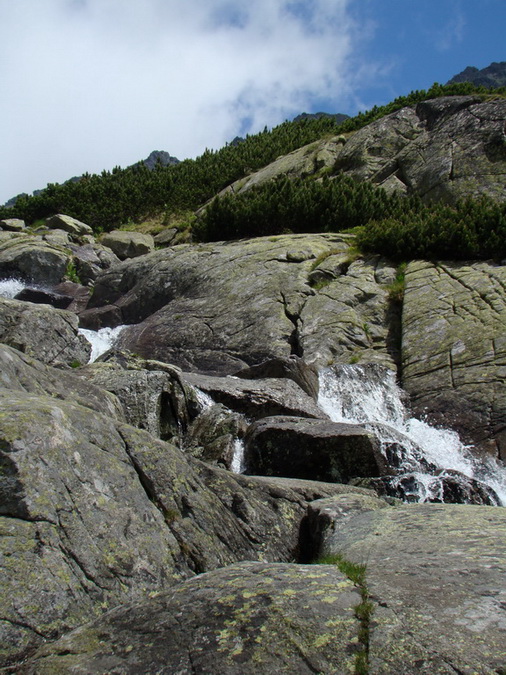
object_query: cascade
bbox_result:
[318,364,506,505]
[78,326,126,363]
[231,438,246,474]
[0,277,28,298]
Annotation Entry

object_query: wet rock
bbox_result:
[233,355,320,400]
[244,416,386,483]
[185,403,248,467]
[401,260,506,459]
[0,297,91,366]
[14,286,74,309]
[183,372,325,420]
[79,356,198,442]
[0,235,71,285]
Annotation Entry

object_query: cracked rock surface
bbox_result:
[312,501,506,675]
[0,345,360,668]
[19,562,362,675]
[88,233,400,374]
[401,260,506,458]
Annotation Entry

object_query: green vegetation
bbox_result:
[195,174,412,240]
[2,81,504,237]
[386,262,407,303]
[316,553,373,675]
[195,170,506,260]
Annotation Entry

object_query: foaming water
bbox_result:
[318,364,506,505]
[78,326,126,363]
[0,278,27,298]
[231,438,246,474]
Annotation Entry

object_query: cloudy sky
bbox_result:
[1,0,504,204]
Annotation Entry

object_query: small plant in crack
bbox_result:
[315,553,373,674]
[386,262,407,303]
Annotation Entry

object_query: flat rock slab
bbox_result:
[21,562,362,675]
[183,372,325,420]
[321,503,506,674]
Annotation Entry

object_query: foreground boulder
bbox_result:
[309,499,506,674]
[0,346,364,668]
[20,562,363,675]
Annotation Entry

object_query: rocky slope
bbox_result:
[214,96,506,205]
[1,94,506,673]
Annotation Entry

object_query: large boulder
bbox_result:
[244,416,387,482]
[0,218,25,232]
[20,562,363,675]
[401,260,506,459]
[79,354,200,442]
[87,234,399,373]
[183,372,325,420]
[0,234,71,285]
[233,355,320,400]
[309,500,506,675]
[46,214,94,237]
[0,297,91,366]
[101,230,154,260]
[69,242,120,284]
[0,347,363,668]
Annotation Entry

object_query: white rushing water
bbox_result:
[318,364,506,505]
[78,326,127,363]
[0,278,27,298]
[231,438,246,474]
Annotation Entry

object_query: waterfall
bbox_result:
[318,364,506,506]
[231,438,246,474]
[0,278,27,298]
[78,326,126,363]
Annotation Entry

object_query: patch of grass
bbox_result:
[310,248,345,271]
[386,262,407,303]
[315,553,373,674]
[310,277,333,291]
[65,260,81,284]
[69,359,82,369]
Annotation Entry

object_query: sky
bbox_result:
[0,0,504,205]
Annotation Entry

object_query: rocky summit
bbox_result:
[1,91,506,674]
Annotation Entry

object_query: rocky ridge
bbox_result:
[1,94,506,673]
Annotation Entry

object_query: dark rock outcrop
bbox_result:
[244,416,386,482]
[447,61,506,88]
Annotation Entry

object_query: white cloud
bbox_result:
[0,0,367,203]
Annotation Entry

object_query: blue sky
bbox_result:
[0,0,504,205]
